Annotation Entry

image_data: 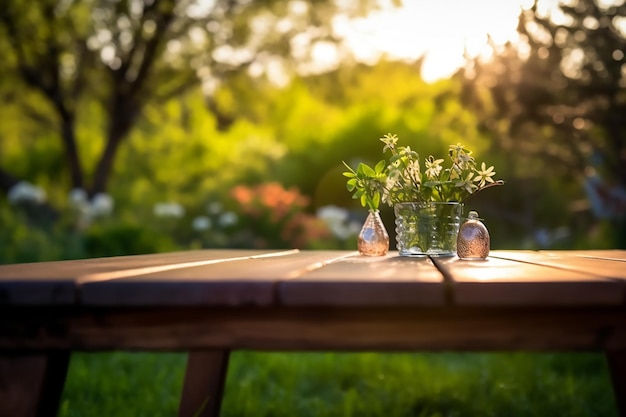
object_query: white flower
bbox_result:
[406,160,421,182]
[153,202,185,218]
[217,211,238,227]
[316,205,349,223]
[380,133,398,153]
[192,216,212,231]
[91,193,114,216]
[69,188,88,208]
[317,206,361,240]
[8,181,46,205]
[425,157,444,179]
[473,162,496,187]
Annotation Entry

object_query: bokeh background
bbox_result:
[1,0,625,263]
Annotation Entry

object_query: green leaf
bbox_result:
[360,193,367,207]
[342,171,356,178]
[358,163,376,177]
[374,160,386,174]
[372,191,380,209]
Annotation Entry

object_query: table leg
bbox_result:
[179,350,230,417]
[607,350,626,417]
[0,351,70,417]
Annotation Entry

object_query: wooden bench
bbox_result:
[0,249,625,416]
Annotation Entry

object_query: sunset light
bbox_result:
[335,0,536,82]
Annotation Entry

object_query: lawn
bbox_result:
[59,351,618,417]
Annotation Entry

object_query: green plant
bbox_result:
[342,133,504,211]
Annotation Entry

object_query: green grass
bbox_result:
[59,351,618,417]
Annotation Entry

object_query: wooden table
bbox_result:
[1,249,625,417]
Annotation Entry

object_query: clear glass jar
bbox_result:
[394,202,463,257]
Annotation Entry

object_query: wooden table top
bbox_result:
[1,249,624,308]
[3,250,626,417]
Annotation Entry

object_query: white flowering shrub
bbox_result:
[8,182,46,205]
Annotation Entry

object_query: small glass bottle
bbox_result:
[456,211,490,260]
[358,210,389,256]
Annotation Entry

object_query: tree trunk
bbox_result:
[90,103,138,196]
[90,134,123,197]
[58,110,84,190]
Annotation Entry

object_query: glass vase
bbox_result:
[357,210,389,256]
[394,202,463,257]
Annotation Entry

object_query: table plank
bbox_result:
[0,250,277,280]
[0,250,287,306]
[492,250,626,279]
[492,250,626,304]
[433,254,623,306]
[79,251,353,307]
[279,252,446,306]
[4,306,626,351]
[545,250,626,262]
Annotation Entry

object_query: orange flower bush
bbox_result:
[230,182,331,249]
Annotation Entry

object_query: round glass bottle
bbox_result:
[456,211,490,260]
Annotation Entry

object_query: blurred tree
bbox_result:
[459,0,626,245]
[0,0,380,199]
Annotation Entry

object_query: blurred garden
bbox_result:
[1,0,625,415]
[1,0,625,264]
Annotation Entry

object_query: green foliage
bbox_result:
[342,160,385,211]
[0,204,68,263]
